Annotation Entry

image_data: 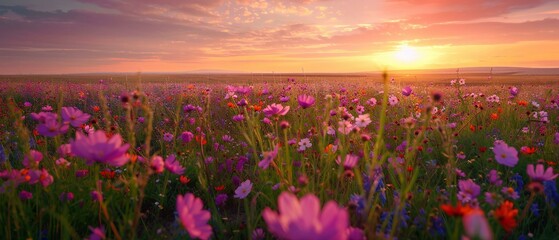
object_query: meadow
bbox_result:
[0,72,558,239]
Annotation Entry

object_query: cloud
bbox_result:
[386,0,556,23]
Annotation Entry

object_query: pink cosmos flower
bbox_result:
[262,192,349,240]
[493,140,518,167]
[150,156,165,174]
[37,116,69,137]
[402,86,413,96]
[457,179,481,203]
[176,193,213,240]
[61,107,91,127]
[70,130,130,167]
[234,180,253,199]
[164,154,185,175]
[462,208,493,240]
[297,94,315,109]
[258,145,279,170]
[88,226,106,240]
[57,144,74,158]
[336,154,359,170]
[28,169,54,187]
[262,103,290,118]
[23,150,43,168]
[527,164,558,182]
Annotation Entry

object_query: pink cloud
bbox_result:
[386,0,556,23]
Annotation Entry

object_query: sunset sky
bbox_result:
[1,0,558,74]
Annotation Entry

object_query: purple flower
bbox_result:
[61,107,91,127]
[70,130,130,167]
[164,155,185,175]
[262,103,290,118]
[91,191,103,202]
[232,114,245,122]
[23,150,43,168]
[176,193,213,240]
[37,116,69,137]
[509,86,519,96]
[402,86,413,96]
[554,132,559,144]
[215,193,228,206]
[234,180,253,199]
[527,164,558,182]
[88,226,106,240]
[181,131,194,143]
[28,169,54,187]
[487,170,502,186]
[501,187,520,199]
[457,179,481,203]
[19,190,33,200]
[163,132,174,142]
[493,140,518,167]
[262,192,349,240]
[258,145,279,170]
[297,94,316,109]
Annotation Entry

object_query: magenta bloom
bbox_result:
[57,144,73,158]
[70,130,130,167]
[61,107,91,127]
[336,154,359,170]
[30,112,57,123]
[462,208,493,240]
[176,193,213,240]
[37,117,69,137]
[181,131,194,143]
[402,86,413,96]
[28,169,54,187]
[164,154,185,175]
[457,179,481,203]
[493,140,518,167]
[23,150,43,168]
[509,86,519,96]
[262,192,349,240]
[258,145,279,170]
[297,94,316,109]
[88,226,106,240]
[527,164,558,182]
[262,103,290,118]
[19,190,33,200]
[150,156,165,174]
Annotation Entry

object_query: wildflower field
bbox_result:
[0,73,558,240]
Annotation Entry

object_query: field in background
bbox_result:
[0,72,558,240]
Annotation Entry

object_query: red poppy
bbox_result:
[494,201,518,232]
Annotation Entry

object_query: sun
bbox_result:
[395,44,419,63]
